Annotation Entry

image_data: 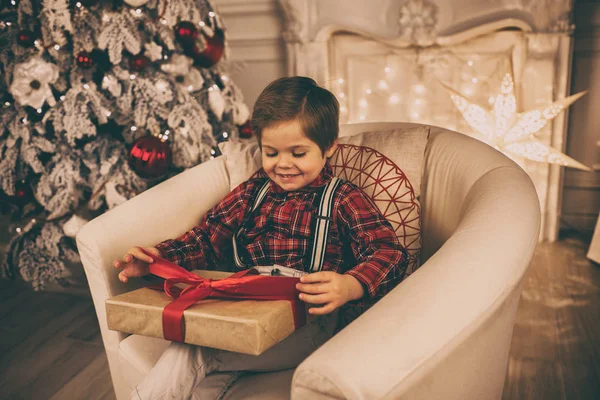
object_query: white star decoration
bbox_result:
[443,72,590,171]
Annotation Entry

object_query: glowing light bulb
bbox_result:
[377,80,389,90]
[388,94,400,104]
[413,84,425,94]
[359,99,368,108]
[338,78,344,84]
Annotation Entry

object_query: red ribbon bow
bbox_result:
[140,249,306,343]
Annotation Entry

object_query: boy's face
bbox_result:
[260,119,336,191]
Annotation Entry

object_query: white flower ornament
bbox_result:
[9,57,60,109]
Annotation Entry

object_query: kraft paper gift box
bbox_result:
[106,269,307,356]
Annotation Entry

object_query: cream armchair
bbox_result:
[76,123,540,400]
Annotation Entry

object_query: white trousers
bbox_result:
[131,311,338,400]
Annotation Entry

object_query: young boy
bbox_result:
[114,76,408,400]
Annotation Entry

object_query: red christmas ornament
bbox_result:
[175,21,199,45]
[10,179,33,207]
[129,54,150,72]
[238,120,254,139]
[76,51,94,69]
[189,27,225,68]
[128,135,172,179]
[17,30,36,48]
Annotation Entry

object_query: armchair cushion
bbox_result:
[218,125,429,197]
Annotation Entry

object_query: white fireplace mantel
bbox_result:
[277,0,577,243]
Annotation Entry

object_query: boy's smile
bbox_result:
[260,119,336,191]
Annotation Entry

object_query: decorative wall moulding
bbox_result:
[277,0,576,46]
[215,0,278,16]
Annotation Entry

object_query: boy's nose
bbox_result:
[276,155,293,168]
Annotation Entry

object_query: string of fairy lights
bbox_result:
[326,48,590,171]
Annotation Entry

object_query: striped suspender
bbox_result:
[232,180,271,269]
[232,177,343,271]
[308,177,342,272]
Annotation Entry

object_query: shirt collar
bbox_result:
[256,163,334,193]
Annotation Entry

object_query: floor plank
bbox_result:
[48,354,115,400]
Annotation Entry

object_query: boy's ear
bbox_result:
[324,140,338,158]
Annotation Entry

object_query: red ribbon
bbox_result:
[140,249,306,343]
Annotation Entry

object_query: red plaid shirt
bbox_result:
[156,163,408,302]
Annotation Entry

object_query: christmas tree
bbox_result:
[0,0,253,291]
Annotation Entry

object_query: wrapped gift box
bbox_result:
[106,270,307,356]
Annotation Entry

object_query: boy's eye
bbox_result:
[292,153,306,158]
[265,153,277,158]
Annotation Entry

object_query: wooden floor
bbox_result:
[0,232,599,400]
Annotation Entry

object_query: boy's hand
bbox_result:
[296,271,365,315]
[113,246,161,283]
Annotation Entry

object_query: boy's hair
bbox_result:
[251,76,339,155]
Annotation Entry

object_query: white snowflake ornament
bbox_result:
[145,42,163,62]
[9,57,59,109]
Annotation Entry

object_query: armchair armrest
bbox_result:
[76,156,230,400]
[291,166,540,400]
